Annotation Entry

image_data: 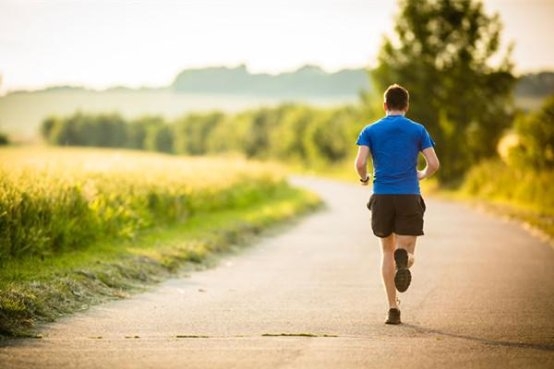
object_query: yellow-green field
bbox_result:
[0,147,291,263]
[0,147,321,336]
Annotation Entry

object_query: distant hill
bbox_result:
[170,66,553,98]
[515,71,554,97]
[6,66,552,99]
[171,65,371,96]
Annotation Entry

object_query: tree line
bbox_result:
[39,88,553,176]
[40,105,365,168]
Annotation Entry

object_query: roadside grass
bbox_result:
[0,184,321,338]
[451,160,554,243]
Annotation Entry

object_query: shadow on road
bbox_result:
[402,324,554,352]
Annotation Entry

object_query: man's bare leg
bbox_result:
[380,234,397,309]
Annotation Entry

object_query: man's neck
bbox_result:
[386,110,406,116]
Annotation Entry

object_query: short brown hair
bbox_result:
[384,84,409,110]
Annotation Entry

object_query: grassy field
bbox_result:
[0,147,321,337]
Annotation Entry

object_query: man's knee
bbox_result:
[379,234,396,252]
[396,235,416,249]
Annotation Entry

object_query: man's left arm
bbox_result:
[418,147,440,180]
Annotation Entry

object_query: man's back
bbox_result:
[356,114,433,195]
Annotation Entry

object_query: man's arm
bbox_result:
[418,147,440,180]
[355,145,371,185]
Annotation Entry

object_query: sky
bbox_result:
[0,0,553,94]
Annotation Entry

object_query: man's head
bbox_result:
[384,84,409,112]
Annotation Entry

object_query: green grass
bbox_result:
[0,147,293,263]
[0,184,321,337]
[454,160,554,242]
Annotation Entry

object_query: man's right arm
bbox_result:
[418,147,440,180]
[355,145,371,185]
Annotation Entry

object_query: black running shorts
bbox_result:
[366,194,426,238]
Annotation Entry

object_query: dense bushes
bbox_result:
[461,95,554,220]
[40,104,366,167]
[41,112,128,148]
[508,94,554,170]
[462,160,554,215]
[0,132,9,145]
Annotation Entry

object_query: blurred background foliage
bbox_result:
[39,104,364,170]
[370,0,516,182]
[36,1,551,180]
[2,0,553,219]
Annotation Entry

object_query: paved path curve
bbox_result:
[1,177,553,369]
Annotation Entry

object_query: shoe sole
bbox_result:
[385,309,401,324]
[394,248,408,269]
[385,319,401,325]
[394,268,411,292]
[394,249,411,292]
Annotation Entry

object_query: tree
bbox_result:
[128,116,163,150]
[303,107,360,165]
[94,113,127,148]
[268,106,312,163]
[49,112,83,146]
[205,112,250,155]
[144,122,173,154]
[371,0,515,181]
[242,107,285,159]
[173,113,224,155]
[0,132,8,146]
[509,95,554,170]
[41,116,58,143]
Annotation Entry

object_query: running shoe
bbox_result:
[394,248,412,292]
[385,308,401,324]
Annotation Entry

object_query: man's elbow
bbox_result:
[355,159,366,172]
[430,159,440,173]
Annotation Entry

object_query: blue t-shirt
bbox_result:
[356,114,434,195]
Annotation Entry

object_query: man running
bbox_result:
[354,84,440,324]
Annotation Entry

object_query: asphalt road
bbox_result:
[1,177,553,369]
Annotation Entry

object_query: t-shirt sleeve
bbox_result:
[420,127,435,150]
[356,127,371,147]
